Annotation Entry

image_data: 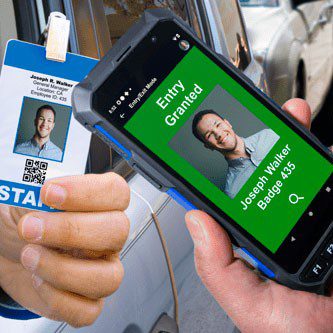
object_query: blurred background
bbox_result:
[239,0,333,148]
[0,1,332,332]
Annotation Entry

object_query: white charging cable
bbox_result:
[130,188,179,325]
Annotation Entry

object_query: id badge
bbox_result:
[0,40,98,211]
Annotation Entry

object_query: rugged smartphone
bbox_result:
[72,9,333,293]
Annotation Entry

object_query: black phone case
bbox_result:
[72,9,333,293]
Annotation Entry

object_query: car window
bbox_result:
[210,0,251,71]
[187,0,203,40]
[239,0,279,6]
[103,0,190,45]
[0,1,17,66]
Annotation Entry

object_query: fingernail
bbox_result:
[22,216,43,241]
[32,274,43,289]
[285,103,296,111]
[21,247,41,271]
[45,184,67,206]
[187,214,207,247]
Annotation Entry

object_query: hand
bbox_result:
[0,172,130,327]
[185,99,333,333]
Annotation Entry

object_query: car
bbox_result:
[240,0,333,117]
[0,1,264,332]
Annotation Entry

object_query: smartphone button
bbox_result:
[94,125,132,160]
[167,189,197,211]
[322,238,333,261]
[305,258,329,281]
[240,248,275,278]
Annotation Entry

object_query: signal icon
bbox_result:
[173,34,181,41]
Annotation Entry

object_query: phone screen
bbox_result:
[93,21,333,272]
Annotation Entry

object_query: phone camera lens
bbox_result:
[151,36,157,43]
[179,40,190,51]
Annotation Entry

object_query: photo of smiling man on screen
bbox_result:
[192,109,279,198]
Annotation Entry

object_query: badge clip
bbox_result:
[44,12,70,63]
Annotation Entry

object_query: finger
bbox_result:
[40,172,130,211]
[185,210,273,320]
[30,275,104,328]
[18,210,130,252]
[21,245,124,299]
[282,98,311,130]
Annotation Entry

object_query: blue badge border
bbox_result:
[0,179,58,212]
[3,40,98,82]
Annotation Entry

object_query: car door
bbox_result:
[293,0,333,112]
[203,0,265,90]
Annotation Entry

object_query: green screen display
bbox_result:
[125,47,332,253]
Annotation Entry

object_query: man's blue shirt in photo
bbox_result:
[15,138,63,161]
[224,129,279,199]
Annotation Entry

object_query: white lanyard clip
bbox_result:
[44,12,70,63]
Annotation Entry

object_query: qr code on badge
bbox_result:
[22,159,48,185]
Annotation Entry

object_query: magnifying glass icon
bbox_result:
[289,194,304,205]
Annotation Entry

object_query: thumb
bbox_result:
[185,210,234,290]
[282,98,311,130]
[185,210,273,329]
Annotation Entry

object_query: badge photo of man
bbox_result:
[192,109,279,199]
[15,104,63,161]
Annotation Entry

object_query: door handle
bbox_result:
[318,16,328,26]
[309,16,328,37]
[150,313,179,333]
